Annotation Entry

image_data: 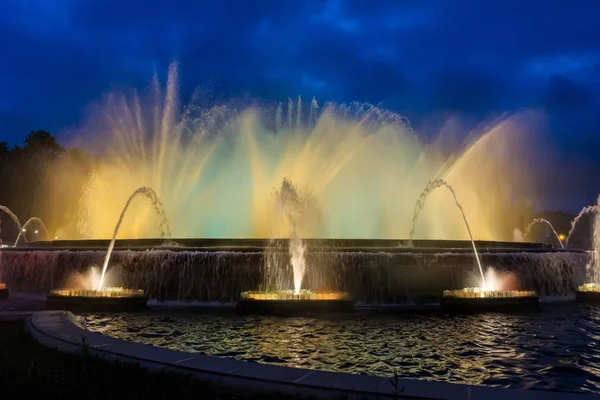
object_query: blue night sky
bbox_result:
[1,0,600,209]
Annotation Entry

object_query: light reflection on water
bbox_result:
[84,304,600,394]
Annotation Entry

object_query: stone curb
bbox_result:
[24,311,596,400]
[0,311,36,321]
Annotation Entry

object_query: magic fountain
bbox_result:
[0,63,590,311]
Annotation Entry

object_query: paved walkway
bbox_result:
[0,292,46,313]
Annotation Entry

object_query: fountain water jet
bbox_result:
[0,205,23,240]
[264,178,318,294]
[566,205,598,248]
[97,187,171,291]
[409,179,486,289]
[576,196,600,303]
[14,217,50,247]
[594,196,600,282]
[409,180,540,311]
[523,218,564,248]
[76,62,539,242]
[0,205,23,298]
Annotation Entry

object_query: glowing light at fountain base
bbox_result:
[237,290,353,315]
[46,287,147,312]
[0,283,8,299]
[441,287,539,312]
[576,283,600,304]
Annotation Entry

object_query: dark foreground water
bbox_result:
[84,304,600,394]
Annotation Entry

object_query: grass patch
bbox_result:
[0,320,318,400]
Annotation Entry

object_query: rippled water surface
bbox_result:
[84,304,600,394]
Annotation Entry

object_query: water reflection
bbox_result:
[85,305,600,394]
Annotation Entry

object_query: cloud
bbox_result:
[0,0,598,147]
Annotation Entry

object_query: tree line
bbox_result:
[0,131,94,242]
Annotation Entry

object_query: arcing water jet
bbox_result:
[97,187,171,291]
[566,205,598,248]
[410,179,486,289]
[523,218,564,248]
[0,205,23,241]
[14,217,50,247]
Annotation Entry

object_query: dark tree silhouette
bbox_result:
[0,131,94,242]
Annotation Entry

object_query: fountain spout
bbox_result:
[409,179,486,289]
[97,187,171,291]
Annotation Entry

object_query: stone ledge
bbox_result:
[26,311,595,400]
[0,311,36,321]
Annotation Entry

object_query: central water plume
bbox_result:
[97,187,171,291]
[410,179,486,288]
[74,63,539,241]
[263,178,320,293]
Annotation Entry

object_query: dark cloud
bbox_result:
[0,0,599,210]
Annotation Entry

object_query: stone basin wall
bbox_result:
[0,249,589,303]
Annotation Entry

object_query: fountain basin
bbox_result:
[1,238,585,304]
[0,283,7,299]
[441,288,539,312]
[576,283,600,304]
[237,290,353,316]
[45,287,147,312]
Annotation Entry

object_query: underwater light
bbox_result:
[0,283,8,299]
[576,283,600,303]
[441,287,539,311]
[46,287,147,311]
[237,290,353,315]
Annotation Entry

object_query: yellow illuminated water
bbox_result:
[55,62,540,240]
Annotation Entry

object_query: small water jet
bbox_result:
[576,196,600,303]
[566,205,598,248]
[0,205,23,234]
[522,218,564,249]
[0,205,23,297]
[97,187,171,291]
[14,217,50,247]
